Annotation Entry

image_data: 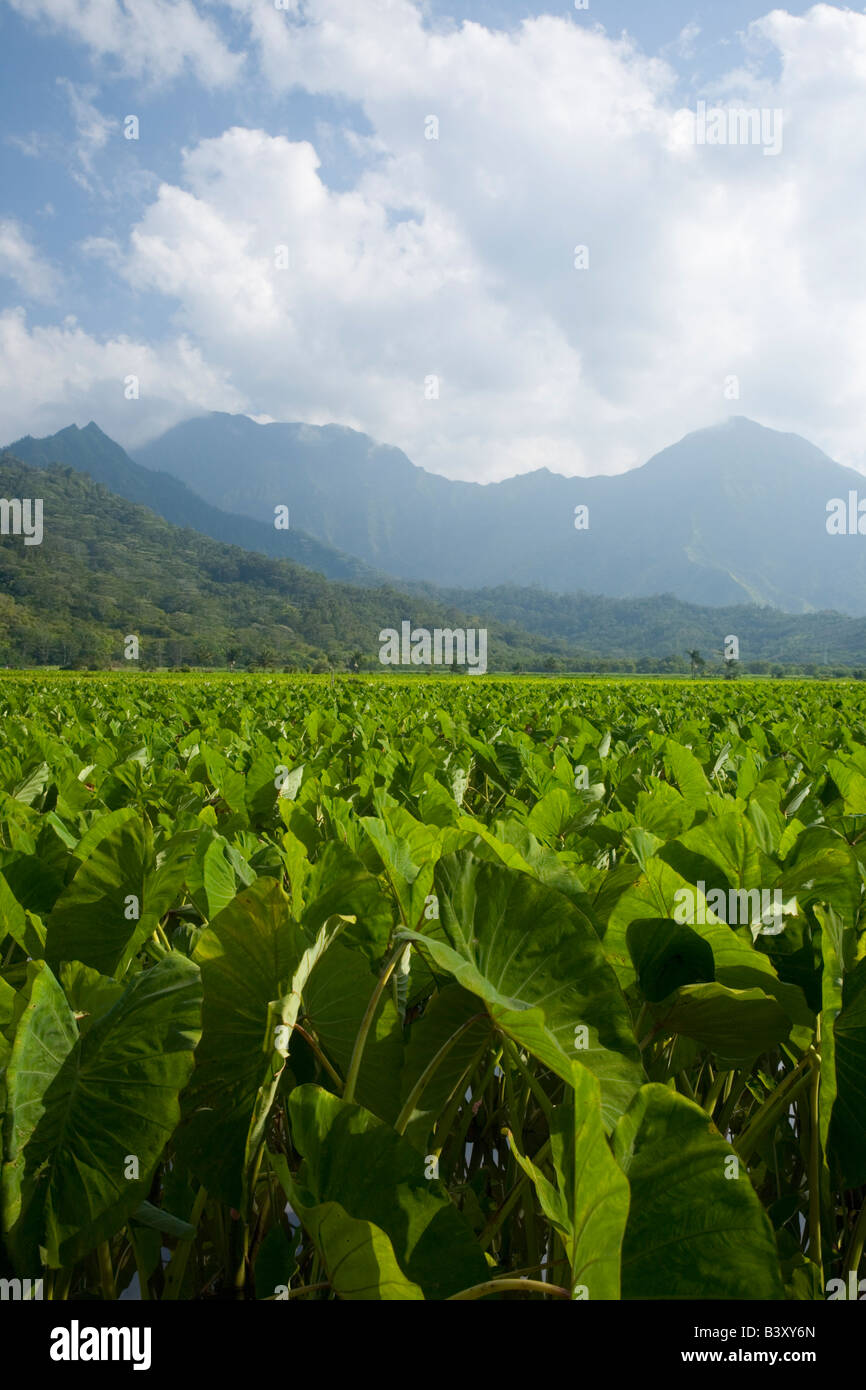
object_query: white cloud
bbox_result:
[7,81,153,202]
[7,0,243,87]
[0,308,246,447]
[667,21,701,61]
[11,1,866,480]
[57,80,118,190]
[0,221,59,302]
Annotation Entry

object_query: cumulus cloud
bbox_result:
[0,308,246,447]
[9,1,866,480]
[72,2,866,478]
[0,221,60,302]
[7,0,243,86]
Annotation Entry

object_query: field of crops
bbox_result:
[1,673,865,1301]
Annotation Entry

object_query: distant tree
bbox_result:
[687,649,705,678]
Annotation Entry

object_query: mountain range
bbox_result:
[132,413,866,616]
[7,423,387,586]
[1,412,865,670]
[0,451,862,672]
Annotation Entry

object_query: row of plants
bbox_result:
[1,674,865,1299]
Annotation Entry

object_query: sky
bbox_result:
[0,0,864,482]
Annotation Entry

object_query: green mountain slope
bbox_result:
[6,423,389,586]
[0,453,863,672]
[409,582,865,668]
[0,455,564,669]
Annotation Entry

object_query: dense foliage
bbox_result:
[1,674,865,1300]
[0,458,562,672]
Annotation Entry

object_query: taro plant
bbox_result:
[1,673,865,1299]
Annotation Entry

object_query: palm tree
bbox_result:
[687,649,705,678]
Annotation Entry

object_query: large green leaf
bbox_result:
[44,822,195,977]
[176,877,345,1208]
[626,918,714,1002]
[301,841,394,964]
[0,871,45,959]
[401,852,643,1127]
[300,942,405,1125]
[826,757,866,814]
[2,952,201,1270]
[44,820,154,976]
[360,810,440,927]
[509,1063,629,1299]
[269,1158,424,1301]
[654,983,792,1062]
[828,955,866,1188]
[606,857,812,1027]
[398,985,493,1149]
[663,739,710,810]
[613,1084,785,1299]
[286,1085,488,1299]
[663,812,762,893]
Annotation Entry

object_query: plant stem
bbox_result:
[394,1013,487,1135]
[502,1037,554,1129]
[479,1138,551,1251]
[703,1068,727,1116]
[343,943,405,1104]
[717,1069,748,1134]
[127,1225,151,1300]
[162,1184,208,1300]
[807,1027,823,1282]
[843,1193,866,1279]
[735,1053,812,1162]
[447,1277,570,1300]
[292,1023,344,1092]
[436,1044,499,1176]
[96,1240,117,1301]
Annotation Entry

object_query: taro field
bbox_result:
[1,674,865,1301]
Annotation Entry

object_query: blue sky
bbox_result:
[0,1,864,480]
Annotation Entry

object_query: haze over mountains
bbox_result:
[7,423,387,587]
[0,450,863,672]
[133,414,866,616]
[3,411,866,669]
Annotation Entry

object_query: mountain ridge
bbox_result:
[133,413,866,614]
[4,422,391,587]
[0,448,863,671]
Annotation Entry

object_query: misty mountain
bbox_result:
[0,447,863,671]
[5,423,388,586]
[0,452,561,670]
[134,414,866,615]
